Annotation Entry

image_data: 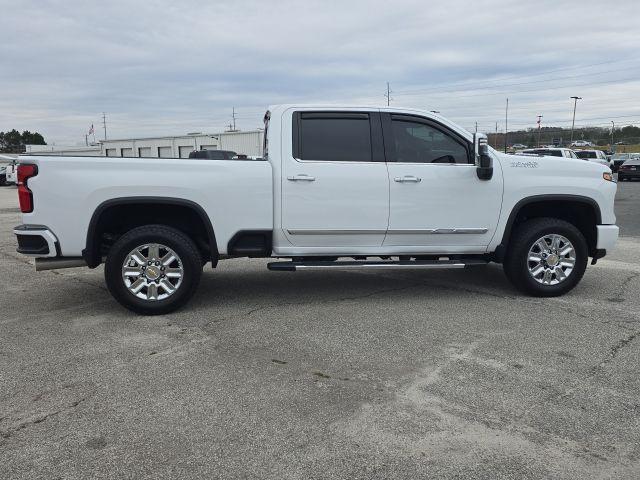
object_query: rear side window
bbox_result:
[295,112,372,162]
[576,151,596,159]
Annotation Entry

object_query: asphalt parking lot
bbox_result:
[0,182,639,480]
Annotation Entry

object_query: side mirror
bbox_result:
[474,133,493,180]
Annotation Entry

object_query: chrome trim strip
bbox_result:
[287,228,487,235]
[287,229,386,235]
[387,228,488,234]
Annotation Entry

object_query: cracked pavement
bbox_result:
[0,184,639,479]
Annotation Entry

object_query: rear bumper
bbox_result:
[617,171,640,179]
[596,225,619,251]
[13,225,59,257]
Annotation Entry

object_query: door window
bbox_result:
[391,119,469,164]
[296,113,372,162]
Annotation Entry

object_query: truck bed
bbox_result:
[19,156,273,256]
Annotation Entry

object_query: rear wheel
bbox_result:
[105,225,202,315]
[503,218,588,297]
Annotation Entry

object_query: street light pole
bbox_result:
[537,115,543,147]
[504,98,508,153]
[611,121,615,151]
[570,96,582,144]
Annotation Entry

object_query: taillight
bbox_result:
[17,164,38,213]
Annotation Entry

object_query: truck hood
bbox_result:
[495,151,610,173]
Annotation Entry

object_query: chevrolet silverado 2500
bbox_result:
[14,105,619,314]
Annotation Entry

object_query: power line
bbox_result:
[396,76,640,99]
[394,66,640,96]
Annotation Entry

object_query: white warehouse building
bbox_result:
[26,129,264,158]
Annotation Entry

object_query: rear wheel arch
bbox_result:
[497,195,601,261]
[83,197,218,268]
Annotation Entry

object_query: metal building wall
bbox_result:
[218,131,264,157]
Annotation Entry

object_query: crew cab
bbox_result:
[14,105,619,314]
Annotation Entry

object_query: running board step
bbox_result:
[267,259,488,272]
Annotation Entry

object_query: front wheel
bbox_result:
[105,225,203,315]
[503,218,588,297]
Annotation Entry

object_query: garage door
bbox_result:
[105,148,117,157]
[158,146,172,158]
[121,148,133,157]
[179,146,194,158]
[138,147,152,158]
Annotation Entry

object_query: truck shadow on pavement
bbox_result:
[191,262,518,312]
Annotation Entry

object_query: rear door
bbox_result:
[383,113,503,250]
[281,110,389,248]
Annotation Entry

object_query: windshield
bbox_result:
[575,151,597,159]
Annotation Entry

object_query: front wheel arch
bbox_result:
[494,196,600,262]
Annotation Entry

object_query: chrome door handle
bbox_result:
[394,175,422,183]
[287,174,316,181]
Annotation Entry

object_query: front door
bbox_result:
[281,111,389,248]
[383,114,503,251]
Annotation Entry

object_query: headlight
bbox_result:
[603,172,615,182]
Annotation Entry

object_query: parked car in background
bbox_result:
[518,148,579,159]
[575,150,611,168]
[611,153,640,172]
[189,150,237,160]
[571,140,593,147]
[617,158,640,181]
[511,143,527,149]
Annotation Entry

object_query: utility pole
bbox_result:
[536,115,543,147]
[495,122,498,149]
[475,122,478,133]
[569,96,582,144]
[102,112,107,141]
[232,107,237,131]
[384,82,392,106]
[504,98,509,153]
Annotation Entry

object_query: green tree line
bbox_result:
[488,125,640,150]
[0,130,47,153]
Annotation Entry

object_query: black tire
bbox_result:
[105,225,202,315]
[0,175,6,186]
[503,217,588,297]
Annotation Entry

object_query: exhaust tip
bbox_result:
[35,257,86,271]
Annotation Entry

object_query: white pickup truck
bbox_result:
[14,105,619,314]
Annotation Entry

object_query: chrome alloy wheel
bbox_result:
[121,243,184,301]
[527,234,576,286]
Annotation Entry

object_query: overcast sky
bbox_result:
[1,0,639,145]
